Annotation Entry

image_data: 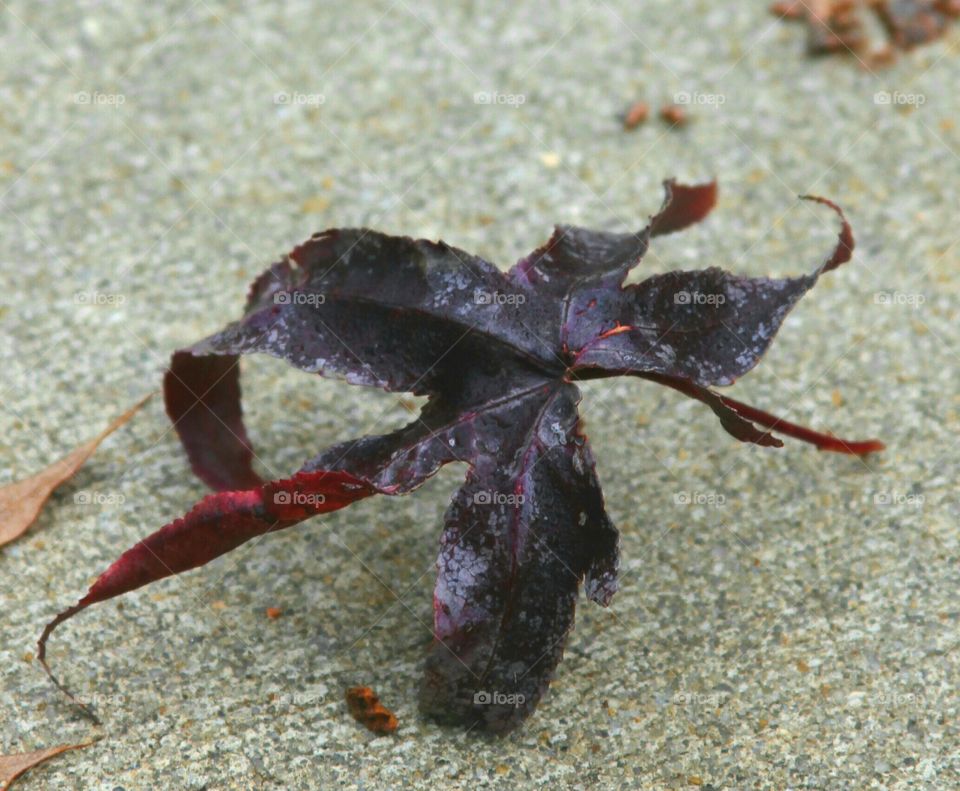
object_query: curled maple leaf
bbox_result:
[39,179,882,733]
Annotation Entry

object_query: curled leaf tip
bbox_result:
[800,193,855,272]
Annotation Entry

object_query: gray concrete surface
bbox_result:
[1,1,958,788]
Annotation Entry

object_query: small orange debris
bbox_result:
[266,607,282,619]
[345,686,398,735]
[659,104,688,127]
[622,101,650,130]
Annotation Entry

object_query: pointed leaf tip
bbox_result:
[1,741,98,791]
[800,194,854,272]
[650,179,718,237]
[0,393,153,548]
[37,469,376,718]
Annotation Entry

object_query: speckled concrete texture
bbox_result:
[1,1,958,788]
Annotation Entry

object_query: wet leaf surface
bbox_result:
[38,180,882,733]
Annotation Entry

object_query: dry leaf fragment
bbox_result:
[0,742,96,791]
[345,686,398,735]
[775,0,960,62]
[0,394,152,548]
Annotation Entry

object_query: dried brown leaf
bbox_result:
[0,394,152,547]
[0,741,96,791]
[775,0,959,61]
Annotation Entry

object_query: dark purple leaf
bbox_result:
[39,179,883,732]
[420,384,618,733]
